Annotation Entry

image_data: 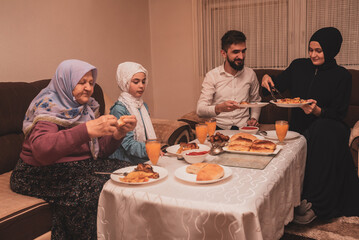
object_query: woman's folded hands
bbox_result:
[86,115,137,140]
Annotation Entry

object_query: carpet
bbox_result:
[281,216,359,240]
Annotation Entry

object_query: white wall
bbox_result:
[0,0,154,114]
[148,0,199,120]
[0,0,199,119]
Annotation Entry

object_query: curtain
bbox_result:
[196,0,359,77]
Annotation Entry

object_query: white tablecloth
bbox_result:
[97,133,307,240]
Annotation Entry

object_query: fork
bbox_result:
[271,86,284,99]
[94,171,128,176]
[269,86,278,102]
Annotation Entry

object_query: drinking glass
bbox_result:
[145,139,161,165]
[275,120,289,145]
[205,118,217,137]
[195,123,208,144]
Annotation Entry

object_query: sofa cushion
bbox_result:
[0,172,52,240]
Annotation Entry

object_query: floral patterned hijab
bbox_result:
[23,59,100,157]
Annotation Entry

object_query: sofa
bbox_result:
[0,79,193,239]
[178,69,359,174]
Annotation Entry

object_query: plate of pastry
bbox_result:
[223,132,282,155]
[166,143,210,155]
[270,98,311,108]
[237,101,269,108]
[174,163,232,184]
[111,164,168,185]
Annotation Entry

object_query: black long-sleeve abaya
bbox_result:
[271,58,359,219]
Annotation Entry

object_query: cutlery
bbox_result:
[269,86,278,102]
[94,171,128,176]
[270,86,284,99]
[259,130,268,136]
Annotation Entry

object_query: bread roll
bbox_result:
[252,140,276,150]
[186,162,208,174]
[249,146,274,153]
[249,139,276,153]
[196,164,224,181]
[230,132,257,142]
[117,116,128,127]
[227,144,251,151]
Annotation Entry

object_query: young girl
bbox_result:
[110,62,157,164]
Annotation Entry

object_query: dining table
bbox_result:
[97,130,307,240]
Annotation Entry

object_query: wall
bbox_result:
[0,0,154,114]
[148,0,199,120]
[0,0,199,120]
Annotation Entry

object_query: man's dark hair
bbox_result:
[221,30,246,52]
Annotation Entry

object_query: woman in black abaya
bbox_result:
[261,27,359,224]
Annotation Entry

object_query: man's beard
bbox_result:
[227,57,244,71]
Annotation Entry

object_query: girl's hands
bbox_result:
[86,115,137,139]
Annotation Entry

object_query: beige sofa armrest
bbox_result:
[349,120,359,176]
[349,120,359,147]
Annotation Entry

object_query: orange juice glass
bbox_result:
[195,123,208,144]
[205,118,217,137]
[275,120,289,145]
[145,139,161,165]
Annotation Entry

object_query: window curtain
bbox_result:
[196,0,359,77]
[306,0,359,69]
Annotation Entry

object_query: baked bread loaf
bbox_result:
[186,162,208,174]
[117,115,129,127]
[196,163,224,181]
[249,140,276,153]
[230,132,257,142]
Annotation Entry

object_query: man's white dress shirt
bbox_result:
[196,64,261,129]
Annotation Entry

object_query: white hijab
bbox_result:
[116,62,156,142]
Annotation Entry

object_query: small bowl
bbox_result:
[181,149,209,164]
[240,126,259,134]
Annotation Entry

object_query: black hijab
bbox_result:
[309,27,343,62]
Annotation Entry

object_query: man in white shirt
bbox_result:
[196,30,261,130]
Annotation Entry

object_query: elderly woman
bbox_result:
[109,62,156,164]
[10,59,136,239]
[262,27,359,224]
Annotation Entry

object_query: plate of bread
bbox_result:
[270,98,310,108]
[175,163,232,184]
[223,132,282,155]
[166,143,211,155]
[238,101,269,108]
[111,164,168,185]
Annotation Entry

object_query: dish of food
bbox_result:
[270,99,311,108]
[166,144,211,155]
[238,102,269,108]
[111,165,168,185]
[223,145,282,155]
[264,130,300,141]
[224,132,281,155]
[174,164,232,184]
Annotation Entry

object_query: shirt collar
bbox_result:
[219,63,244,77]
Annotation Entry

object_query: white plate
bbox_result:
[174,165,232,184]
[238,102,269,108]
[270,100,310,108]
[223,145,283,156]
[111,166,168,185]
[264,130,300,141]
[166,144,211,155]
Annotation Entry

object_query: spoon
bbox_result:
[209,145,224,155]
[258,130,267,136]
